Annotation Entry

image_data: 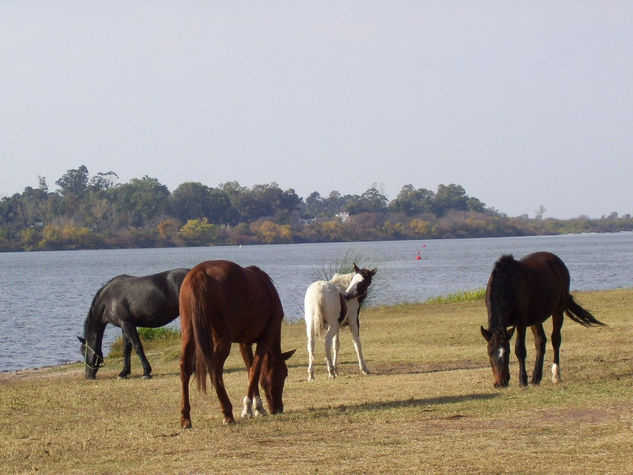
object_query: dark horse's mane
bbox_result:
[84,276,123,331]
[487,254,519,325]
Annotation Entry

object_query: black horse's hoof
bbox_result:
[142,374,152,380]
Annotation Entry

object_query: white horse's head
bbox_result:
[344,263,377,300]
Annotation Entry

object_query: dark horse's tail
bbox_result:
[185,268,216,394]
[566,295,605,327]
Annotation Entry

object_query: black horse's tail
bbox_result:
[186,269,216,394]
[565,295,605,327]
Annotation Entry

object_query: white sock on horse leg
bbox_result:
[241,396,253,418]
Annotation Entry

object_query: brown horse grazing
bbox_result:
[179,260,295,427]
[481,252,604,387]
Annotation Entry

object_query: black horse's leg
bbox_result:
[530,323,547,385]
[210,340,234,424]
[121,323,152,379]
[514,326,528,386]
[118,332,133,379]
[551,311,564,383]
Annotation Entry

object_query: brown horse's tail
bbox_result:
[565,295,605,327]
[187,269,215,394]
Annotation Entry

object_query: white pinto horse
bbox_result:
[304,263,377,380]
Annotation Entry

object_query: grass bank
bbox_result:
[1,289,632,473]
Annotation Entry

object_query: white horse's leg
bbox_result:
[331,332,340,377]
[348,318,369,375]
[307,328,316,381]
[324,325,339,378]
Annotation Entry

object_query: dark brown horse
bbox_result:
[179,260,295,427]
[481,252,604,387]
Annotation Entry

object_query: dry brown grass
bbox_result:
[1,289,633,473]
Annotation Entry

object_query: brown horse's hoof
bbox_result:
[181,419,192,429]
[223,417,236,425]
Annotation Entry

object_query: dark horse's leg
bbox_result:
[551,311,564,383]
[210,340,234,424]
[514,326,528,386]
[118,332,133,379]
[179,329,195,429]
[121,322,152,379]
[239,344,266,418]
[530,323,547,385]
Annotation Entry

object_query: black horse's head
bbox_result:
[259,349,296,414]
[344,263,378,300]
[77,336,104,379]
[480,326,515,387]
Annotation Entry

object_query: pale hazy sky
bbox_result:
[1,1,632,218]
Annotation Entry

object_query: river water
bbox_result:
[1,233,632,373]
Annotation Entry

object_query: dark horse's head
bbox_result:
[480,326,515,387]
[77,336,104,379]
[344,263,378,300]
[259,349,296,414]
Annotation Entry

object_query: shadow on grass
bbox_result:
[302,392,499,418]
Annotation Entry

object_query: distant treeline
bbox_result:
[1,165,632,251]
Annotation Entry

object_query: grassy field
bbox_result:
[1,289,632,473]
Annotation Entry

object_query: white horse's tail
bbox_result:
[305,281,329,338]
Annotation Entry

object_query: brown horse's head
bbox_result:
[480,326,515,387]
[260,349,296,414]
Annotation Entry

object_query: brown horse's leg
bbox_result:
[210,341,234,424]
[514,326,528,386]
[530,323,547,385]
[239,344,265,418]
[551,311,564,383]
[179,333,195,429]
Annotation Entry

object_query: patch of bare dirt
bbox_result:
[369,359,487,376]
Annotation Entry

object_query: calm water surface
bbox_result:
[1,233,632,372]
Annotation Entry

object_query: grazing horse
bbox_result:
[179,260,295,427]
[305,263,377,380]
[480,252,604,387]
[78,268,189,380]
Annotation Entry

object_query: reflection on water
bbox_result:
[1,232,632,372]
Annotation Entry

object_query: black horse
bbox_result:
[78,268,190,379]
[480,252,604,387]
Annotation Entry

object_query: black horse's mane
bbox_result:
[84,276,121,331]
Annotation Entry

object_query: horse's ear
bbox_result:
[506,327,515,339]
[282,349,296,361]
[370,267,378,276]
[353,263,360,273]
[77,336,86,344]
[480,326,492,341]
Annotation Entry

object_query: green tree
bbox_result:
[112,176,170,227]
[179,218,217,245]
[390,185,435,216]
[55,165,90,197]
